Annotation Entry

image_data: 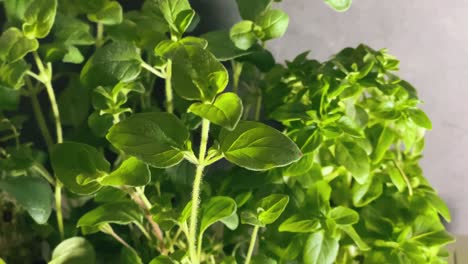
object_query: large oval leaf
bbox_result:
[22,0,57,39]
[77,201,143,230]
[335,141,369,184]
[303,231,339,264]
[255,9,289,40]
[106,112,189,168]
[219,121,302,170]
[0,175,53,224]
[51,142,110,195]
[99,157,151,187]
[188,92,243,131]
[81,41,142,88]
[49,237,96,264]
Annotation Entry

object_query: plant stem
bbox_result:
[245,225,260,264]
[55,182,64,240]
[189,119,210,264]
[33,163,56,185]
[96,22,104,48]
[108,228,132,250]
[231,60,243,94]
[254,92,262,121]
[141,61,166,79]
[26,78,54,151]
[165,60,174,114]
[392,160,413,196]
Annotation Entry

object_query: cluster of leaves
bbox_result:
[0,0,452,264]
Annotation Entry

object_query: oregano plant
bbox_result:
[0,0,454,263]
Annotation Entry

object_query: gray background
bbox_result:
[197,0,468,235]
[267,0,468,235]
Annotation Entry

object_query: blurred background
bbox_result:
[194,0,468,236]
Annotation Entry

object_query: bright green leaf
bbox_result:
[340,225,370,251]
[324,0,352,12]
[87,1,123,25]
[106,112,189,168]
[230,21,257,50]
[200,196,237,234]
[51,142,109,195]
[0,27,38,63]
[77,201,143,230]
[408,108,432,130]
[303,231,339,264]
[219,121,302,171]
[99,157,151,187]
[335,141,370,184]
[49,237,96,264]
[22,0,57,39]
[255,9,289,40]
[0,176,53,224]
[328,206,358,226]
[279,215,321,233]
[258,194,289,225]
[188,92,243,130]
[372,126,395,163]
[120,247,143,264]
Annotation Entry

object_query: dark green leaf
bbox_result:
[77,201,143,230]
[219,121,302,171]
[200,196,237,234]
[255,9,289,40]
[335,141,370,184]
[0,176,53,224]
[149,256,176,264]
[188,92,243,130]
[0,85,21,110]
[81,41,142,88]
[106,112,189,168]
[303,231,339,264]
[99,157,151,187]
[235,0,273,20]
[49,237,96,264]
[120,247,143,264]
[51,142,109,195]
[202,30,253,61]
[58,77,90,127]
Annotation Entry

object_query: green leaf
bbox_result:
[120,247,143,264]
[171,45,229,101]
[188,92,243,130]
[387,162,406,192]
[0,27,38,63]
[81,41,142,88]
[235,0,273,20]
[99,157,151,187]
[0,85,21,110]
[282,152,315,177]
[303,231,339,264]
[22,0,57,39]
[49,237,96,264]
[174,9,196,35]
[408,108,432,129]
[352,176,383,207]
[240,210,264,227]
[335,141,370,184]
[87,1,123,25]
[53,14,94,46]
[424,191,451,222]
[337,115,364,138]
[58,77,89,128]
[339,225,370,251]
[328,206,358,226]
[200,196,237,234]
[230,21,257,50]
[202,30,253,61]
[324,0,352,12]
[0,60,29,89]
[255,9,289,40]
[372,126,395,163]
[77,202,142,232]
[0,176,53,224]
[51,142,110,195]
[257,194,289,225]
[157,0,193,35]
[279,215,321,233]
[412,230,454,247]
[106,112,189,168]
[149,256,176,264]
[219,121,302,171]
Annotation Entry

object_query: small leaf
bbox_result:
[49,237,96,264]
[412,230,454,247]
[149,256,176,264]
[99,157,151,187]
[120,247,143,264]
[240,211,263,227]
[0,27,38,63]
[200,196,237,234]
[106,112,189,168]
[158,0,192,35]
[77,201,143,230]
[81,41,142,88]
[230,21,257,50]
[339,225,370,251]
[219,121,302,171]
[279,215,321,233]
[335,141,370,184]
[0,176,53,224]
[0,85,21,110]
[372,126,395,163]
[255,9,289,40]
[303,231,339,264]
[22,0,57,38]
[202,30,253,61]
[408,108,432,130]
[258,194,289,225]
[328,206,358,226]
[51,142,109,195]
[324,0,352,12]
[0,60,29,90]
[188,92,243,130]
[87,1,123,25]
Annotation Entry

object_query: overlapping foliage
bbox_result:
[0,0,453,263]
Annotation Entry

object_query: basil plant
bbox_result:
[0,0,453,263]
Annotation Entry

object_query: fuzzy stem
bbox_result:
[141,61,166,79]
[189,119,210,264]
[245,225,260,264]
[165,60,174,114]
